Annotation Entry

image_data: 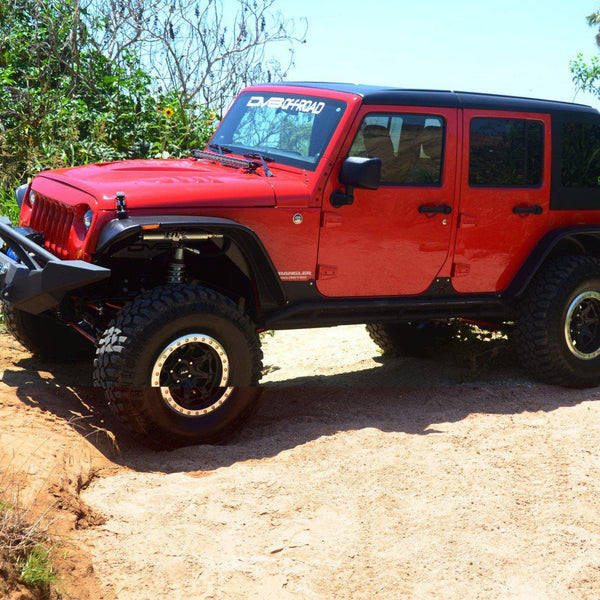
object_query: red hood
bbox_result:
[36,158,281,210]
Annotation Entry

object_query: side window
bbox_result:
[348,113,445,185]
[469,117,544,187]
[561,121,600,187]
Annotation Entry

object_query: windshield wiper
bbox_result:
[243,152,274,177]
[207,143,233,155]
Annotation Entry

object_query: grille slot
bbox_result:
[30,195,75,258]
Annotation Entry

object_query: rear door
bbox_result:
[316,105,459,297]
[452,110,551,293]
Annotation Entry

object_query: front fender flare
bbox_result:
[95,215,286,310]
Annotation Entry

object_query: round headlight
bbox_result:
[29,190,36,206]
[83,209,94,230]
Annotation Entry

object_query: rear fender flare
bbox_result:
[507,226,600,298]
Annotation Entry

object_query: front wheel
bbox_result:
[93,285,263,449]
[515,255,600,386]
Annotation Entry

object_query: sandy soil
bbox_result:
[2,326,600,599]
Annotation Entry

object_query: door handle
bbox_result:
[513,205,543,215]
[418,204,452,215]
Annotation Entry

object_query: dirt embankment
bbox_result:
[0,332,112,599]
[2,326,600,599]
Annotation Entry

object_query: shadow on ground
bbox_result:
[2,336,598,475]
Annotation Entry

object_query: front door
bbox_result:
[317,105,458,297]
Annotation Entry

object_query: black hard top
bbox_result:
[274,81,598,115]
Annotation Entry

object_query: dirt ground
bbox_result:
[2,325,600,599]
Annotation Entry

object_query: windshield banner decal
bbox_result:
[246,96,325,115]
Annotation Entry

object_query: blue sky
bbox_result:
[277,0,600,107]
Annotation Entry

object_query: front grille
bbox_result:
[29,195,75,258]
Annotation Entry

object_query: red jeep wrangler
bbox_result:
[2,82,600,448]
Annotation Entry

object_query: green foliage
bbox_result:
[0,0,217,208]
[589,11,600,26]
[0,187,19,225]
[259,330,275,338]
[0,492,57,596]
[571,11,600,99]
[570,53,600,98]
[18,543,57,593]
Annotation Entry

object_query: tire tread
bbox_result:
[1,302,94,360]
[93,285,263,449]
[515,255,600,386]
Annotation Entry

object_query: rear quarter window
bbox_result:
[561,121,600,188]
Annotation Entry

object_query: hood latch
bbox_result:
[116,192,128,220]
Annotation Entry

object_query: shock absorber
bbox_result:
[167,246,186,284]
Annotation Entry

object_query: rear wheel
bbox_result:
[1,302,94,361]
[366,321,456,358]
[515,255,600,386]
[93,285,263,449]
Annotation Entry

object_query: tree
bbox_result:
[571,10,600,99]
[0,0,204,189]
[84,0,307,115]
[0,0,306,219]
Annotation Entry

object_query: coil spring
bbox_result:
[167,248,186,284]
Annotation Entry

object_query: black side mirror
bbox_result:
[331,157,382,208]
[339,156,382,190]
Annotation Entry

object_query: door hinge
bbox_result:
[459,213,476,228]
[317,264,338,280]
[452,263,470,277]
[321,212,342,228]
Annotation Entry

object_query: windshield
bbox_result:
[210,91,347,171]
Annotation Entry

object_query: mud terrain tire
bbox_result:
[515,255,600,386]
[366,321,455,358]
[1,302,95,361]
[93,285,263,449]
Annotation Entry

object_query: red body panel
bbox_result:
[18,83,600,299]
[452,110,552,293]
[317,105,459,297]
[23,167,322,278]
[126,205,322,282]
[39,159,277,210]
[19,85,363,279]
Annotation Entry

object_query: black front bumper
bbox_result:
[0,217,110,314]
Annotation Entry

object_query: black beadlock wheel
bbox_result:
[93,285,263,449]
[1,302,95,361]
[366,321,456,358]
[515,255,600,386]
